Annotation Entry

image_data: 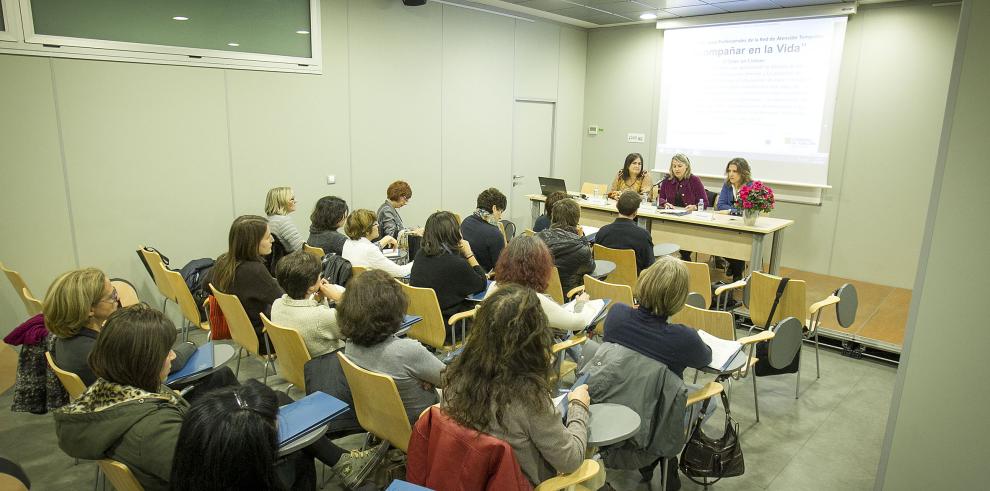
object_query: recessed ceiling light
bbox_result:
[227,42,239,47]
[172,16,189,21]
[296,30,310,35]
[640,13,658,20]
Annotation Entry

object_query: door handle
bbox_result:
[512,175,525,180]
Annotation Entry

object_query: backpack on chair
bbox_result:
[321,253,353,289]
[264,233,288,276]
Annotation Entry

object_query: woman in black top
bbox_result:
[307,196,349,255]
[410,211,488,320]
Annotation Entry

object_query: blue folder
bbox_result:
[165,342,214,384]
[278,392,350,447]
[386,480,432,491]
[466,279,493,302]
[557,373,591,421]
[396,314,423,337]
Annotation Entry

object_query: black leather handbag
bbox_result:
[679,393,745,484]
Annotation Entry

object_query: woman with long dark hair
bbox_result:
[410,211,487,320]
[607,153,653,200]
[442,284,590,485]
[307,195,349,255]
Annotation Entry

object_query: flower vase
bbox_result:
[743,209,760,226]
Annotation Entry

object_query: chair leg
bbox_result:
[660,456,668,491]
[814,332,821,379]
[753,372,760,422]
[235,347,243,378]
[795,359,801,400]
[93,465,99,491]
[263,358,271,386]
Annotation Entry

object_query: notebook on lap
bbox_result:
[278,391,350,447]
[165,342,214,385]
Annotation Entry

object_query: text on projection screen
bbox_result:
[655,17,847,187]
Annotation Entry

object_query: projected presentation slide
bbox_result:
[655,17,847,187]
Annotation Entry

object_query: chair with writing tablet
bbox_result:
[303,243,326,261]
[162,269,209,342]
[109,279,141,308]
[568,275,633,336]
[544,267,567,304]
[592,244,638,291]
[803,283,859,392]
[209,284,275,384]
[261,314,313,395]
[400,282,467,355]
[136,246,177,310]
[683,260,713,309]
[337,352,412,453]
[1,261,42,317]
[97,459,144,491]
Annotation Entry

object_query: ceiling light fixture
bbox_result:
[640,12,658,20]
[172,16,189,21]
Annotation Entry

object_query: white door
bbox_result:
[511,101,555,231]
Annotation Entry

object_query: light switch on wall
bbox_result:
[326,175,336,185]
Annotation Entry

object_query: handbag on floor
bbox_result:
[679,393,744,484]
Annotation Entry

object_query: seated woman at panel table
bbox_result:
[265,186,304,253]
[442,284,591,486]
[271,251,345,358]
[207,215,284,355]
[608,152,654,201]
[657,153,710,262]
[307,195,349,256]
[487,235,591,333]
[342,209,412,278]
[533,191,568,233]
[536,199,594,295]
[410,211,487,321]
[715,157,753,282]
[340,270,445,422]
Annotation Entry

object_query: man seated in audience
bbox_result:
[460,187,508,272]
[595,190,656,273]
[536,198,594,294]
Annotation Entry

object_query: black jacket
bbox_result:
[460,215,504,272]
[595,217,655,272]
[410,251,488,320]
[537,226,595,294]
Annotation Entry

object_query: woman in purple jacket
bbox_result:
[657,153,709,261]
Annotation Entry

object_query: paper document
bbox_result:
[382,248,400,258]
[580,225,600,237]
[696,329,744,372]
[563,298,609,329]
[657,209,690,216]
[692,211,715,220]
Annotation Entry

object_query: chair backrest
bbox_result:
[400,282,447,350]
[748,272,806,328]
[580,182,608,196]
[670,304,736,341]
[583,274,634,307]
[349,265,368,282]
[1,261,41,316]
[337,352,412,452]
[544,267,565,304]
[45,352,86,400]
[522,229,535,237]
[683,261,712,308]
[592,244,637,290]
[21,288,43,317]
[208,284,260,355]
[496,222,509,245]
[303,243,325,261]
[98,459,144,491]
[110,279,141,307]
[260,314,312,391]
[136,247,176,302]
[500,220,516,241]
[163,269,206,328]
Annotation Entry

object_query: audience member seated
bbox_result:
[715,157,753,282]
[272,251,345,358]
[341,209,412,278]
[533,191,568,233]
[487,235,590,332]
[537,199,594,294]
[442,284,590,486]
[460,187,508,272]
[339,270,444,421]
[377,180,422,241]
[54,305,190,491]
[46,268,119,386]
[307,195,349,256]
[265,186,304,252]
[410,211,487,321]
[595,190,656,273]
[207,215,284,354]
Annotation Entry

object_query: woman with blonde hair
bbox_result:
[657,154,709,261]
[46,268,118,385]
[341,209,412,278]
[265,186,304,252]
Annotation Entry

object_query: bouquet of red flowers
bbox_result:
[736,181,775,213]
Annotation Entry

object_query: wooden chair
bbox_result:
[337,352,412,453]
[592,244,638,291]
[110,279,141,307]
[303,243,325,261]
[1,261,41,316]
[400,282,461,353]
[568,275,634,335]
[21,289,43,318]
[350,265,368,281]
[580,182,608,197]
[683,261,713,309]
[260,314,312,393]
[137,247,177,308]
[544,267,566,304]
[209,284,275,384]
[804,283,858,386]
[162,269,209,341]
[97,459,144,491]
[522,229,536,237]
[45,352,86,400]
[550,334,588,387]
